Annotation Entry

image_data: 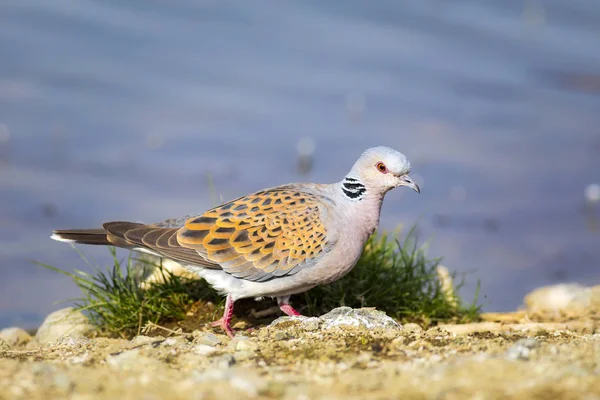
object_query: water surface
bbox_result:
[1,0,599,328]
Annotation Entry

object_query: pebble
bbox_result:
[160,336,188,347]
[270,307,401,331]
[319,307,401,330]
[505,338,540,361]
[193,331,221,346]
[194,344,218,355]
[234,350,256,361]
[236,338,258,352]
[35,308,96,344]
[211,354,236,368]
[106,349,158,371]
[227,336,257,352]
[524,284,600,320]
[403,323,423,334]
[390,336,406,349]
[0,327,32,347]
[67,353,92,365]
[302,318,321,331]
[273,331,289,341]
[130,335,157,346]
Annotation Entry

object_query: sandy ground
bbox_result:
[1,307,599,400]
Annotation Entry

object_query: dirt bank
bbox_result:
[1,308,599,400]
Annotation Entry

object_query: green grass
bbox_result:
[39,227,480,337]
[37,248,221,338]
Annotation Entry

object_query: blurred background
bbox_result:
[0,0,599,329]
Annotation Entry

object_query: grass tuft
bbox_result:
[37,248,221,338]
[39,226,480,337]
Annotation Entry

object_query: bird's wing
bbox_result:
[102,221,222,268]
[177,185,336,282]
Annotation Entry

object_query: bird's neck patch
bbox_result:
[342,177,366,201]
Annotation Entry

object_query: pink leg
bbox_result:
[211,294,235,337]
[279,304,301,317]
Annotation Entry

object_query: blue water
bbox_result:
[1,0,599,329]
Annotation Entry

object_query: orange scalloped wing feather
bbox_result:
[176,186,333,282]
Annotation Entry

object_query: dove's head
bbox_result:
[346,146,420,195]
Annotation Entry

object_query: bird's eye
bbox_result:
[375,162,388,174]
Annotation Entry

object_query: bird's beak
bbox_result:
[398,174,420,193]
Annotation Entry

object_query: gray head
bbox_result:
[344,146,420,197]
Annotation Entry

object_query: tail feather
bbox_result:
[51,221,218,269]
[51,229,111,245]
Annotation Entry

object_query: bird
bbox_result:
[51,146,420,337]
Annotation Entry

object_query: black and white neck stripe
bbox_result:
[342,177,366,201]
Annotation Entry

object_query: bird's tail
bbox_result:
[50,229,112,245]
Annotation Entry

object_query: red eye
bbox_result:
[375,162,388,174]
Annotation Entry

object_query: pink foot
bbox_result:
[211,295,235,338]
[279,304,301,317]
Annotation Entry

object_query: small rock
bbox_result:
[193,331,221,346]
[320,307,400,330]
[403,323,423,334]
[194,344,217,355]
[160,336,188,347]
[235,338,258,352]
[233,321,248,330]
[0,327,32,347]
[302,317,321,331]
[53,335,91,348]
[269,307,400,333]
[212,354,236,368]
[107,349,159,371]
[273,331,289,341]
[130,335,156,346]
[233,350,256,361]
[390,336,406,349]
[67,353,92,365]
[505,338,540,361]
[524,284,600,320]
[35,307,96,344]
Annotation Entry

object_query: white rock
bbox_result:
[319,307,400,330]
[270,307,401,331]
[234,337,258,352]
[130,335,157,346]
[193,331,221,346]
[67,353,92,365]
[0,327,32,347]
[54,335,91,348]
[194,344,218,355]
[35,307,96,344]
[524,283,600,320]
